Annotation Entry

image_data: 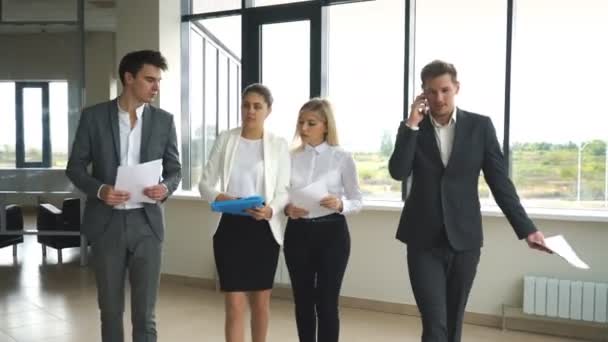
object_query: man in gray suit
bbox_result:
[389,60,550,342]
[66,50,181,342]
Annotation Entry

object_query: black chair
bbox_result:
[37,198,82,263]
[0,204,25,257]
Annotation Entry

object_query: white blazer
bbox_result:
[198,127,291,245]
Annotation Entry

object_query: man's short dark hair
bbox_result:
[118,50,168,85]
[420,60,458,86]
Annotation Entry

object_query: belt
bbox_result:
[292,213,344,224]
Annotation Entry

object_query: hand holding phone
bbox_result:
[407,93,428,127]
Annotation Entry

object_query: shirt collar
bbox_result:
[304,141,329,154]
[430,107,457,128]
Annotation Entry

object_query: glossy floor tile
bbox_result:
[0,233,586,342]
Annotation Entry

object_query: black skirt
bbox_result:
[213,213,280,292]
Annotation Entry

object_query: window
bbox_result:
[327,0,405,200]
[249,0,310,6]
[186,20,242,190]
[413,0,507,205]
[0,82,16,168]
[192,0,241,14]
[261,20,311,144]
[510,0,608,210]
[0,81,69,168]
[49,81,69,168]
[184,0,608,212]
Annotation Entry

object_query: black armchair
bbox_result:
[37,198,83,263]
[0,204,25,257]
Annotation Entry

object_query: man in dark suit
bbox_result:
[66,50,181,342]
[388,60,549,342]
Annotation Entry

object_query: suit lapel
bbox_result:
[445,109,467,170]
[109,99,121,163]
[139,105,152,162]
[262,131,271,200]
[420,117,444,168]
[223,129,241,190]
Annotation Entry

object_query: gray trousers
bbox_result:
[91,208,162,342]
[407,245,480,342]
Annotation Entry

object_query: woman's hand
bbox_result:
[320,195,343,212]
[246,205,273,221]
[214,193,236,202]
[284,203,310,219]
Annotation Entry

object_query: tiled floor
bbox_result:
[0,235,585,342]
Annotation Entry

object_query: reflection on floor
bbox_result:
[0,235,584,342]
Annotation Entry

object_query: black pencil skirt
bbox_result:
[213,213,280,292]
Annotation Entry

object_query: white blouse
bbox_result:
[290,142,362,217]
[227,137,264,198]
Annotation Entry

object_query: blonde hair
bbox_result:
[293,97,339,150]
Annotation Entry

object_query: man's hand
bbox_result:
[284,203,309,219]
[526,230,552,253]
[100,185,130,206]
[143,184,168,202]
[320,195,343,212]
[246,205,273,221]
[406,93,428,128]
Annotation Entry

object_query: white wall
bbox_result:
[84,32,116,106]
[163,198,608,316]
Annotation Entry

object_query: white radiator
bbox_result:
[523,276,608,323]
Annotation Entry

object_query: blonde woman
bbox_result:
[284,98,362,342]
[199,83,290,342]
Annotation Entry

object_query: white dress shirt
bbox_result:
[430,108,457,167]
[226,137,264,198]
[406,107,457,167]
[97,101,146,209]
[290,142,362,217]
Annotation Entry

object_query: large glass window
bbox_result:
[192,0,241,14]
[511,0,608,209]
[187,19,242,190]
[261,21,311,144]
[185,0,608,212]
[414,0,506,205]
[327,0,405,200]
[0,82,16,168]
[49,81,69,168]
[250,0,310,6]
[190,30,205,187]
[22,87,44,163]
[1,81,69,168]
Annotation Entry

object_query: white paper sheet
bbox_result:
[544,235,590,269]
[288,180,333,218]
[115,159,163,204]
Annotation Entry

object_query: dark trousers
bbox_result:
[407,243,480,342]
[91,209,162,342]
[284,214,350,342]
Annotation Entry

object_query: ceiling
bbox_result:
[0,0,116,33]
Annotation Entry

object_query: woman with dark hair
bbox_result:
[199,83,290,342]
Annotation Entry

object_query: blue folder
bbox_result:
[210,196,265,216]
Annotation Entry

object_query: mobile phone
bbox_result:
[418,96,429,115]
[422,98,429,115]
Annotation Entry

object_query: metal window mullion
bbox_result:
[215,48,220,137]
[41,83,51,167]
[504,0,515,176]
[202,38,207,162]
[225,55,230,130]
[180,21,193,190]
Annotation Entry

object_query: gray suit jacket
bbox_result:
[388,109,536,251]
[66,99,181,242]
